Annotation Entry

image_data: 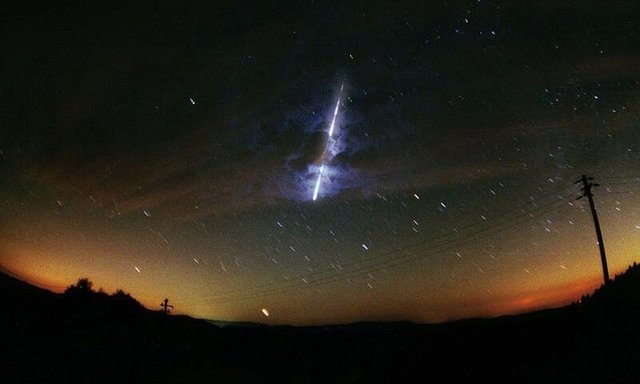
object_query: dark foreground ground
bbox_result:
[2,265,640,383]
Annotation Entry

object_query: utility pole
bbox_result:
[160,298,174,314]
[576,175,610,285]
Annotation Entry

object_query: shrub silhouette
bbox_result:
[64,278,95,298]
[63,278,146,317]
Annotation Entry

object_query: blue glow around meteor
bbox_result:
[311,83,344,201]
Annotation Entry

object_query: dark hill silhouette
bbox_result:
[2,264,640,383]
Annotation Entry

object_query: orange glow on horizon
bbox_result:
[503,275,604,313]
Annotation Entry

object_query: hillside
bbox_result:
[2,264,640,383]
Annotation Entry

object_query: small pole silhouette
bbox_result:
[160,298,174,313]
[576,175,610,285]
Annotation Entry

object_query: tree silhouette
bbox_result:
[64,277,94,297]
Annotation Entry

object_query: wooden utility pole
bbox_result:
[576,175,610,285]
[160,298,174,313]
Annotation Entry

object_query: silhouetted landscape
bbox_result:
[2,263,640,383]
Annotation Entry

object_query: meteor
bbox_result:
[312,164,324,201]
[327,83,344,137]
[311,83,344,201]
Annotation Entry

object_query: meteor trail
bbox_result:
[312,164,324,201]
[327,83,344,137]
[311,83,344,201]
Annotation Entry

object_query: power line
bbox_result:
[200,198,575,305]
[184,184,579,306]
[187,188,576,305]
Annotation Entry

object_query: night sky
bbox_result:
[2,0,640,325]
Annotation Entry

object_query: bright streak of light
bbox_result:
[327,83,344,137]
[312,164,324,201]
[312,83,344,201]
[261,308,270,317]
